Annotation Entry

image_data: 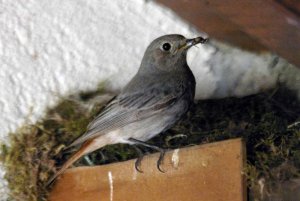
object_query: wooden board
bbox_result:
[157,0,300,68]
[49,138,246,201]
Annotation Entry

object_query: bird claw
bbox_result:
[157,149,166,173]
[129,138,167,173]
[135,155,144,173]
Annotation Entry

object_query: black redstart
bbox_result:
[47,34,208,185]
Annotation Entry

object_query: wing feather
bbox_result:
[68,81,186,147]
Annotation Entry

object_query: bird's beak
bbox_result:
[183,36,208,49]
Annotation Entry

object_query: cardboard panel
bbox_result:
[49,139,246,201]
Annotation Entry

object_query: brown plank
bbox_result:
[277,0,300,16]
[157,0,267,52]
[49,139,246,201]
[157,0,300,68]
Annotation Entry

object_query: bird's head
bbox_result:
[139,34,208,73]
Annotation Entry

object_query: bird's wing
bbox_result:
[68,83,186,147]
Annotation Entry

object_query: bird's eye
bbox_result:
[161,43,171,51]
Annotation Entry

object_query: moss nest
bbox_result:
[0,85,299,201]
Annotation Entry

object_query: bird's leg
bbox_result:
[129,138,166,173]
[83,155,94,166]
[133,145,144,173]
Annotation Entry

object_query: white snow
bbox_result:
[0,0,299,198]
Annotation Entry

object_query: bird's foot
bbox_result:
[133,145,144,173]
[157,148,166,173]
[129,138,167,173]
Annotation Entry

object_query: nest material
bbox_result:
[0,86,299,201]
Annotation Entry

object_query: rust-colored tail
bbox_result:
[46,140,98,186]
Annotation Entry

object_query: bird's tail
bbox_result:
[46,139,99,186]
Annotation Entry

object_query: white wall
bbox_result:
[0,0,299,198]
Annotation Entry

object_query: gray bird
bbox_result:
[47,34,207,185]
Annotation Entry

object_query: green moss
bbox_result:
[0,86,110,201]
[0,86,299,201]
